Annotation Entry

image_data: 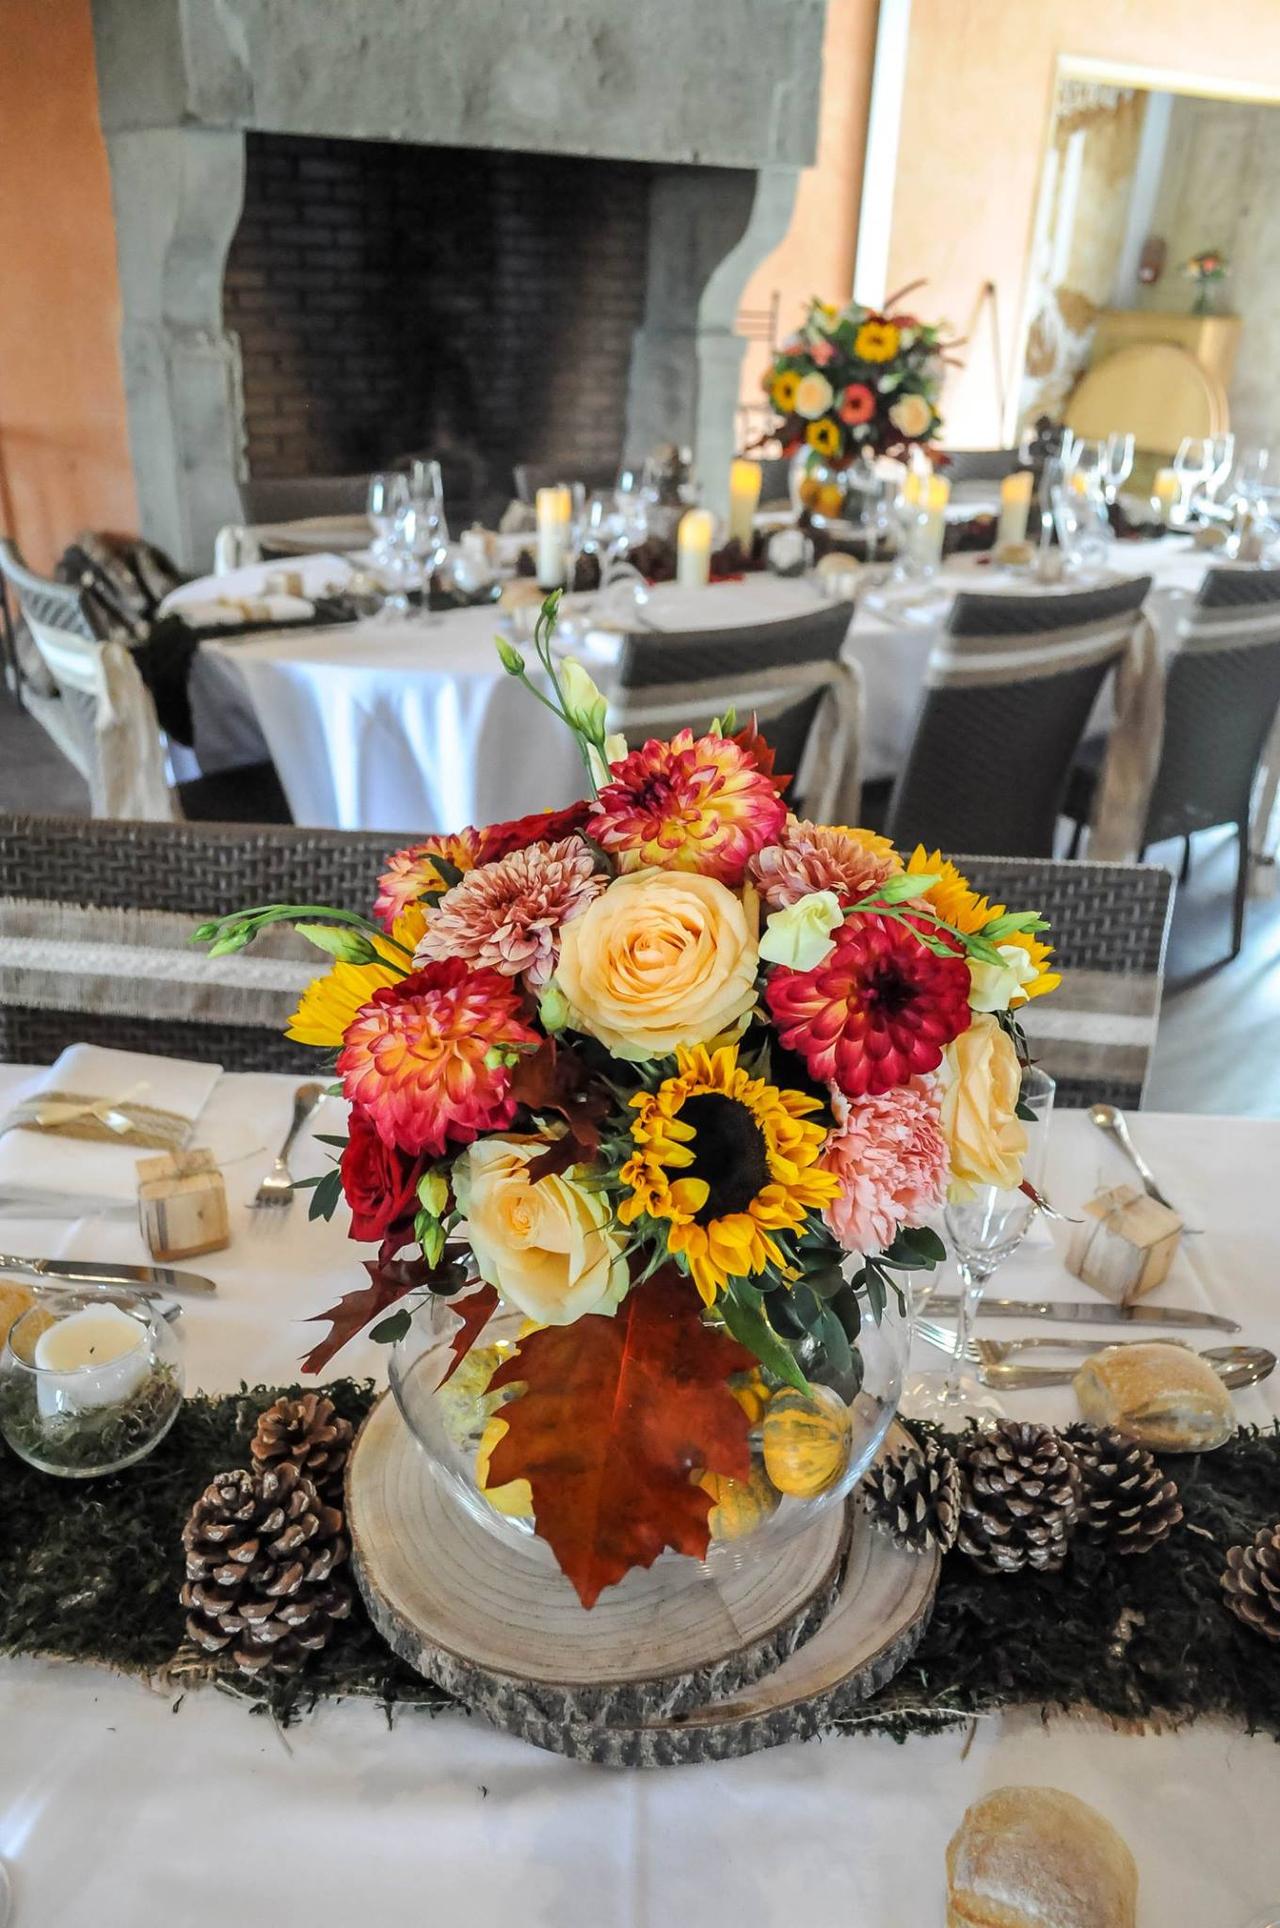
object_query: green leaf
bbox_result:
[719,1292,809,1393]
[983,911,1049,939]
[812,1303,852,1378]
[830,1283,863,1345]
[313,1133,350,1149]
[369,1309,412,1345]
[898,1225,946,1264]
[799,1262,847,1300]
[962,931,1007,967]
[307,1165,345,1223]
[431,857,465,889]
[1015,1099,1037,1121]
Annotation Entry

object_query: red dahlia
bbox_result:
[765,913,971,1098]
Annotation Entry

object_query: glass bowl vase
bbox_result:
[389,1270,909,1583]
[0,1295,185,1478]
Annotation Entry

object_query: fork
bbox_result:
[914,1318,1164,1373]
[250,1082,326,1209]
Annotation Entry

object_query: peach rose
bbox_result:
[454,1137,629,1326]
[938,1013,1028,1198]
[794,371,835,420]
[889,392,933,440]
[554,868,759,1061]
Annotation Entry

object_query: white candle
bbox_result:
[918,474,949,568]
[34,1303,149,1418]
[997,470,1033,548]
[535,486,572,589]
[728,458,762,548]
[676,508,714,589]
[1152,469,1180,522]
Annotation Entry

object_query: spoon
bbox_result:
[1088,1103,1180,1213]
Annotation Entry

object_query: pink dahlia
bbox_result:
[338,959,538,1156]
[413,838,606,991]
[587,729,786,884]
[373,830,484,931]
[820,1078,948,1253]
[766,913,971,1098]
[749,818,900,911]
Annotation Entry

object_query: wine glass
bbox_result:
[1102,432,1135,504]
[1174,436,1212,519]
[1052,484,1112,577]
[1233,445,1274,505]
[1065,438,1106,498]
[398,498,445,614]
[901,1067,1056,1423]
[1206,432,1236,501]
[367,471,408,561]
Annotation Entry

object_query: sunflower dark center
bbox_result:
[679,1093,770,1223]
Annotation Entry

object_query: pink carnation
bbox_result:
[819,1078,949,1254]
[413,838,605,991]
[749,818,899,911]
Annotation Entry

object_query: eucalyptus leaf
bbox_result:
[369,1309,412,1345]
[307,1165,345,1223]
[813,1304,852,1378]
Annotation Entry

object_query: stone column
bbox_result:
[103,127,246,571]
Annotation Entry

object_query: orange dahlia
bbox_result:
[338,959,538,1156]
[373,831,484,931]
[587,729,786,884]
[766,913,972,1098]
[749,818,900,910]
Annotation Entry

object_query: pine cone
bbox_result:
[863,1434,961,1553]
[1066,1424,1183,1555]
[181,1464,351,1676]
[1222,1522,1280,1642]
[957,1420,1080,1575]
[250,1392,353,1500]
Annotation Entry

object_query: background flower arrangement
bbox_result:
[1183,248,1229,314]
[198,596,1058,1609]
[763,287,950,501]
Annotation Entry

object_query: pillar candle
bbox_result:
[727,458,762,548]
[676,509,714,589]
[919,474,949,567]
[33,1302,149,1418]
[535,486,572,589]
[997,470,1033,548]
[1152,469,1180,521]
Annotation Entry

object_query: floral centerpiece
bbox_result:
[763,288,949,519]
[198,599,1058,1608]
[1183,249,1228,315]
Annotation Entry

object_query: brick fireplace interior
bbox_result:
[223,131,655,523]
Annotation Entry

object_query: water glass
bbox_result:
[1052,484,1112,576]
[367,471,408,560]
[1206,432,1236,500]
[1174,436,1213,518]
[1102,432,1135,503]
[901,1067,1056,1423]
[1065,438,1106,497]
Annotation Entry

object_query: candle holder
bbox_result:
[0,1295,184,1478]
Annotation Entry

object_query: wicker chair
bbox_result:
[1063,566,1280,959]
[602,603,860,822]
[954,854,1175,1110]
[514,461,621,505]
[0,815,396,1072]
[940,450,1025,484]
[239,474,373,525]
[877,575,1152,857]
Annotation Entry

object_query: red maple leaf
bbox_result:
[438,1281,500,1387]
[732,716,791,796]
[487,1267,753,1607]
[507,1039,612,1182]
[300,1252,470,1375]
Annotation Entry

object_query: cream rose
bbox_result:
[889,392,933,440]
[454,1137,629,1326]
[554,869,759,1061]
[938,1013,1028,1198]
[794,371,835,420]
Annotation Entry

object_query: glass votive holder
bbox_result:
[0,1294,184,1478]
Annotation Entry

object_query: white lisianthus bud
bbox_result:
[758,890,844,971]
[559,658,609,741]
[967,943,1040,1013]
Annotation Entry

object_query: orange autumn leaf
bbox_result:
[487,1266,754,1607]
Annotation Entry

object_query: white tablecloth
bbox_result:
[2,1061,1278,1925]
[172,541,1216,836]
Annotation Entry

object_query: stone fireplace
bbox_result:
[90,0,829,568]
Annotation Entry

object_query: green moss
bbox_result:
[1,1388,1277,1739]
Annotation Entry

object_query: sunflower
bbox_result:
[854,319,901,363]
[617,1044,839,1306]
[806,417,842,458]
[286,906,427,1048]
[904,847,1003,936]
[771,369,801,413]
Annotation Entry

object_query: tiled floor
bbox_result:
[1,693,1277,1114]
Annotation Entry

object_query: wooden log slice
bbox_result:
[532,1423,940,1764]
[347,1387,848,1729]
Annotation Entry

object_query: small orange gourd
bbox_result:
[762,1384,851,1499]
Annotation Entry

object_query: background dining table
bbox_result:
[1,1061,1278,1924]
[166,537,1221,838]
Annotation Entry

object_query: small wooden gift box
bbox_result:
[136,1148,229,1261]
[1064,1182,1183,1305]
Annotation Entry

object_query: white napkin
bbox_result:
[0,1045,222,1216]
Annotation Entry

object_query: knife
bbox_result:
[0,1253,216,1296]
[925,1294,1237,1333]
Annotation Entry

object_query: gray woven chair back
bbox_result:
[756,457,792,506]
[0,541,96,642]
[954,853,1174,1110]
[0,814,398,1073]
[886,575,1151,858]
[940,450,1024,484]
[609,603,855,815]
[239,474,373,524]
[1141,566,1280,844]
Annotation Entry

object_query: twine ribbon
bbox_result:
[1,1082,189,1150]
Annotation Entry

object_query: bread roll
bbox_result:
[0,1279,36,1350]
[1073,1340,1235,1452]
[946,1786,1137,1928]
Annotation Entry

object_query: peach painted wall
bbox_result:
[887,0,1280,448]
[736,0,880,416]
[0,0,136,573]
